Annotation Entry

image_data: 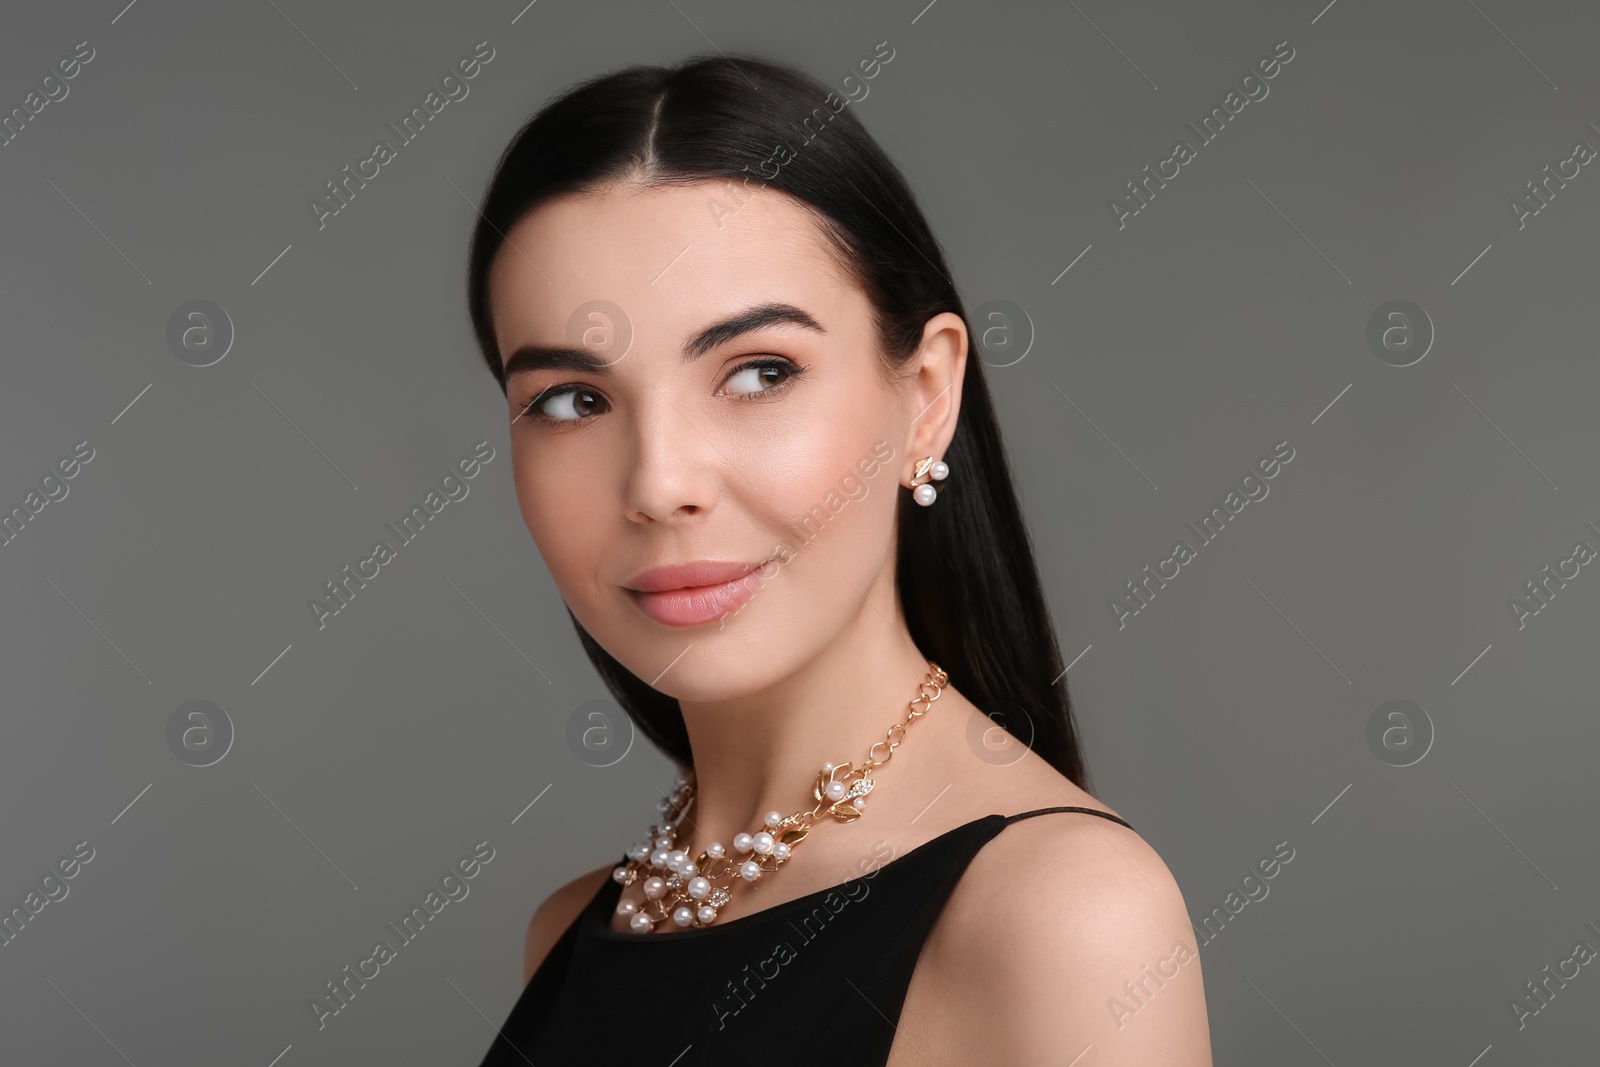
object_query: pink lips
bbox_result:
[623,559,771,627]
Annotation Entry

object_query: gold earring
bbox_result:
[909,455,949,506]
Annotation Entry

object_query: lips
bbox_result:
[623,558,772,627]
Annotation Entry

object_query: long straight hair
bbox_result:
[465,52,1092,791]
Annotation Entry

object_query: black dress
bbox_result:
[477,805,1135,1066]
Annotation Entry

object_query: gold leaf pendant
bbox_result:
[813,761,855,803]
[827,777,873,821]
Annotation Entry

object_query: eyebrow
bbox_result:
[501,302,826,382]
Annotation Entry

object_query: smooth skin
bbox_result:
[489,176,1212,1065]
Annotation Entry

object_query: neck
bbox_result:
[672,575,942,855]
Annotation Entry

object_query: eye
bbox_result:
[517,385,610,425]
[720,357,805,399]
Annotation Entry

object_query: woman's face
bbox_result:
[487,180,933,702]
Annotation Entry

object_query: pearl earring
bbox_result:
[909,455,949,506]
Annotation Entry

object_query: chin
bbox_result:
[645,662,779,704]
[598,605,815,703]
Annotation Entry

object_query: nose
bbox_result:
[623,383,722,526]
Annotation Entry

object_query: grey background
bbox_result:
[2,0,1596,1063]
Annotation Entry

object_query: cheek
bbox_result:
[766,430,899,574]
[511,449,604,592]
[773,378,892,491]
[753,480,895,640]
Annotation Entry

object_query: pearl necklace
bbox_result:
[610,662,950,933]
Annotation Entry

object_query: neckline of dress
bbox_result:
[583,812,1009,943]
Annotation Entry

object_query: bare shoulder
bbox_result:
[522,863,613,985]
[901,806,1212,1066]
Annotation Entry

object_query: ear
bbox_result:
[899,312,967,483]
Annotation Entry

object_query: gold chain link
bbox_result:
[860,662,948,774]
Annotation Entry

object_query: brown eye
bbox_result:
[721,358,804,398]
[522,386,610,424]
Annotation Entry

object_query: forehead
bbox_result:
[487,181,859,356]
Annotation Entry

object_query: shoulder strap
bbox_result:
[1003,804,1133,832]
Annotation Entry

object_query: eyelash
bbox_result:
[514,356,808,427]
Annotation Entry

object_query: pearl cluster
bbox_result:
[610,764,866,934]
[911,458,949,507]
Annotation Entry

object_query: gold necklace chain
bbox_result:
[612,661,950,934]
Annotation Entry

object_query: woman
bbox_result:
[467,52,1212,1066]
